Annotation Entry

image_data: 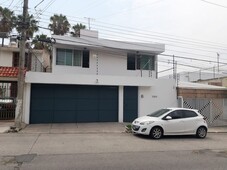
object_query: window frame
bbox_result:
[127,53,155,71]
[56,48,89,68]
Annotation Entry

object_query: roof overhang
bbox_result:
[52,35,165,55]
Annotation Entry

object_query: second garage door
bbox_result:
[30,84,118,124]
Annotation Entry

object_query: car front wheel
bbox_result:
[150,127,163,139]
[196,126,207,139]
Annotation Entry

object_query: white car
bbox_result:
[132,108,208,139]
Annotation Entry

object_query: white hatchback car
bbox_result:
[132,108,208,139]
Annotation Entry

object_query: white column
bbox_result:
[118,86,124,122]
[23,83,31,124]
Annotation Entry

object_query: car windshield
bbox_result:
[147,109,170,117]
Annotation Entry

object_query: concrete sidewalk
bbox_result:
[0,121,14,133]
[1,122,227,134]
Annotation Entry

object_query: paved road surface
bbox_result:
[0,133,227,170]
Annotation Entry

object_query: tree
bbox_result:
[32,34,48,49]
[0,6,16,45]
[32,34,52,56]
[71,23,86,37]
[0,6,16,32]
[16,13,39,39]
[49,14,70,35]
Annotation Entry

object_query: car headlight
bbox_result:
[140,121,154,125]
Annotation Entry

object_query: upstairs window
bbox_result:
[13,52,31,70]
[127,54,136,70]
[56,48,89,68]
[127,53,155,70]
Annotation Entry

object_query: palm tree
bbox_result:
[71,23,86,37]
[49,14,70,35]
[32,34,51,51]
[0,6,16,45]
[16,13,39,39]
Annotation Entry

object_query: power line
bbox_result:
[159,53,227,65]
[34,0,44,9]
[54,35,227,67]
[33,16,227,62]
[16,7,227,49]
[4,1,227,51]
[8,0,14,8]
[97,0,164,19]
[200,0,227,9]
[2,3,227,71]
[12,6,227,62]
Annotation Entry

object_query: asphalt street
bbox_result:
[0,133,227,170]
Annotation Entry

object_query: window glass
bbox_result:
[65,49,73,66]
[127,53,155,71]
[140,55,150,70]
[56,49,65,65]
[127,54,136,70]
[149,56,155,70]
[56,48,90,68]
[147,109,170,117]
[183,110,198,118]
[168,111,183,119]
[82,50,89,68]
[73,50,82,66]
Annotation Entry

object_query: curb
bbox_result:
[208,131,227,133]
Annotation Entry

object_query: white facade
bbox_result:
[0,47,18,67]
[23,30,178,124]
[0,46,50,72]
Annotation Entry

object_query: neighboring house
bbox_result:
[24,29,178,124]
[0,38,50,120]
[178,81,227,126]
[195,76,227,87]
[161,71,225,82]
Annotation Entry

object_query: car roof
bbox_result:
[166,107,199,112]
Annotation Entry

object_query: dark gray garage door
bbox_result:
[123,86,138,122]
[30,84,118,124]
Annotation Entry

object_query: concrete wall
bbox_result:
[0,50,12,66]
[178,88,227,98]
[196,78,227,87]
[52,47,156,78]
[31,50,51,72]
[138,79,177,117]
[23,75,177,124]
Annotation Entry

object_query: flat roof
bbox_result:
[178,81,227,90]
[52,35,165,54]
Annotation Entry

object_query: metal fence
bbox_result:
[183,98,227,126]
[0,82,17,120]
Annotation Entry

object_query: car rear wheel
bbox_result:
[150,127,163,139]
[196,126,207,139]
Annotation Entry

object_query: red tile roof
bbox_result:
[0,67,26,78]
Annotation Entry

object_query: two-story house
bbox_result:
[0,37,50,120]
[23,30,177,124]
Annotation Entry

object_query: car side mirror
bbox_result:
[165,116,172,120]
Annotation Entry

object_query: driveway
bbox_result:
[19,122,128,134]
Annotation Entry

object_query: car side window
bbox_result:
[183,110,198,118]
[168,111,183,119]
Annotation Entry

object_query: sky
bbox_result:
[1,0,227,77]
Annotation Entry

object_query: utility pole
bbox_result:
[217,53,220,73]
[84,17,95,30]
[173,55,176,80]
[15,0,28,128]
